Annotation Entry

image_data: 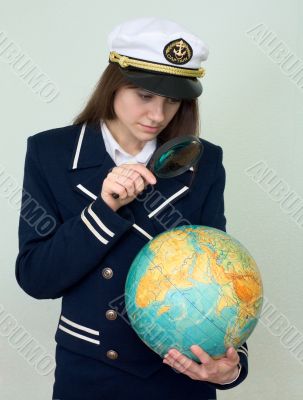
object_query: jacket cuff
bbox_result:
[80,196,134,244]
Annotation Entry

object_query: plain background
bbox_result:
[1,0,302,399]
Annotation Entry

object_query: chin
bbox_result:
[134,128,157,138]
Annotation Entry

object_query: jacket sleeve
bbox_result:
[199,146,227,232]
[15,135,135,300]
[199,146,249,389]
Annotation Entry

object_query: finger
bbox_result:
[121,171,145,195]
[190,345,214,366]
[113,166,134,181]
[118,176,136,197]
[133,175,145,194]
[109,173,136,197]
[164,351,198,375]
[126,170,145,188]
[110,167,147,192]
[121,164,157,185]
[163,359,197,379]
[104,178,128,200]
[165,349,217,381]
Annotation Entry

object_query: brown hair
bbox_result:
[73,63,200,143]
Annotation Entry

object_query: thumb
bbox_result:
[226,347,240,363]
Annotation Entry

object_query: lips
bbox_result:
[139,123,161,133]
[140,124,160,129]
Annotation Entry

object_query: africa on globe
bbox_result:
[125,225,263,362]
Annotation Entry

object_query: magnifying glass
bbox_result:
[111,135,204,199]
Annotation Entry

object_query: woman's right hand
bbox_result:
[100,163,157,211]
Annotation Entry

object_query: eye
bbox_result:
[141,94,152,100]
[167,97,181,104]
[137,91,153,100]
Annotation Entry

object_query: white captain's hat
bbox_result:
[107,17,209,100]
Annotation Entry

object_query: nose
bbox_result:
[147,99,165,124]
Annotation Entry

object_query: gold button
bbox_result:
[105,309,117,320]
[102,267,113,279]
[106,350,118,360]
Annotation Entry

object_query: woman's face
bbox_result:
[108,86,181,145]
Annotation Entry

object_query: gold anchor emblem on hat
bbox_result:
[164,38,192,65]
[173,40,187,60]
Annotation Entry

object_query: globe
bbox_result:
[125,225,263,362]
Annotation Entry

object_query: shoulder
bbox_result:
[27,123,82,150]
[200,137,223,152]
[25,123,85,168]
[23,123,85,175]
[193,137,225,186]
[199,137,224,165]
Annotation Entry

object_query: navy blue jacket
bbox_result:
[15,121,248,390]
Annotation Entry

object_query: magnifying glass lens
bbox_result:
[111,136,204,198]
[153,139,203,178]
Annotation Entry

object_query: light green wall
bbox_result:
[1,1,302,398]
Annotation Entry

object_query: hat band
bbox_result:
[109,51,205,78]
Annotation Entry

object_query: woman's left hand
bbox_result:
[163,345,240,384]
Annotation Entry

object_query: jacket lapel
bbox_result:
[68,121,195,239]
[68,122,115,201]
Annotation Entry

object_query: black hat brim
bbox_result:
[119,68,202,100]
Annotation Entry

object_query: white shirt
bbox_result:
[100,120,157,166]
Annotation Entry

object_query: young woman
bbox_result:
[16,17,248,400]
